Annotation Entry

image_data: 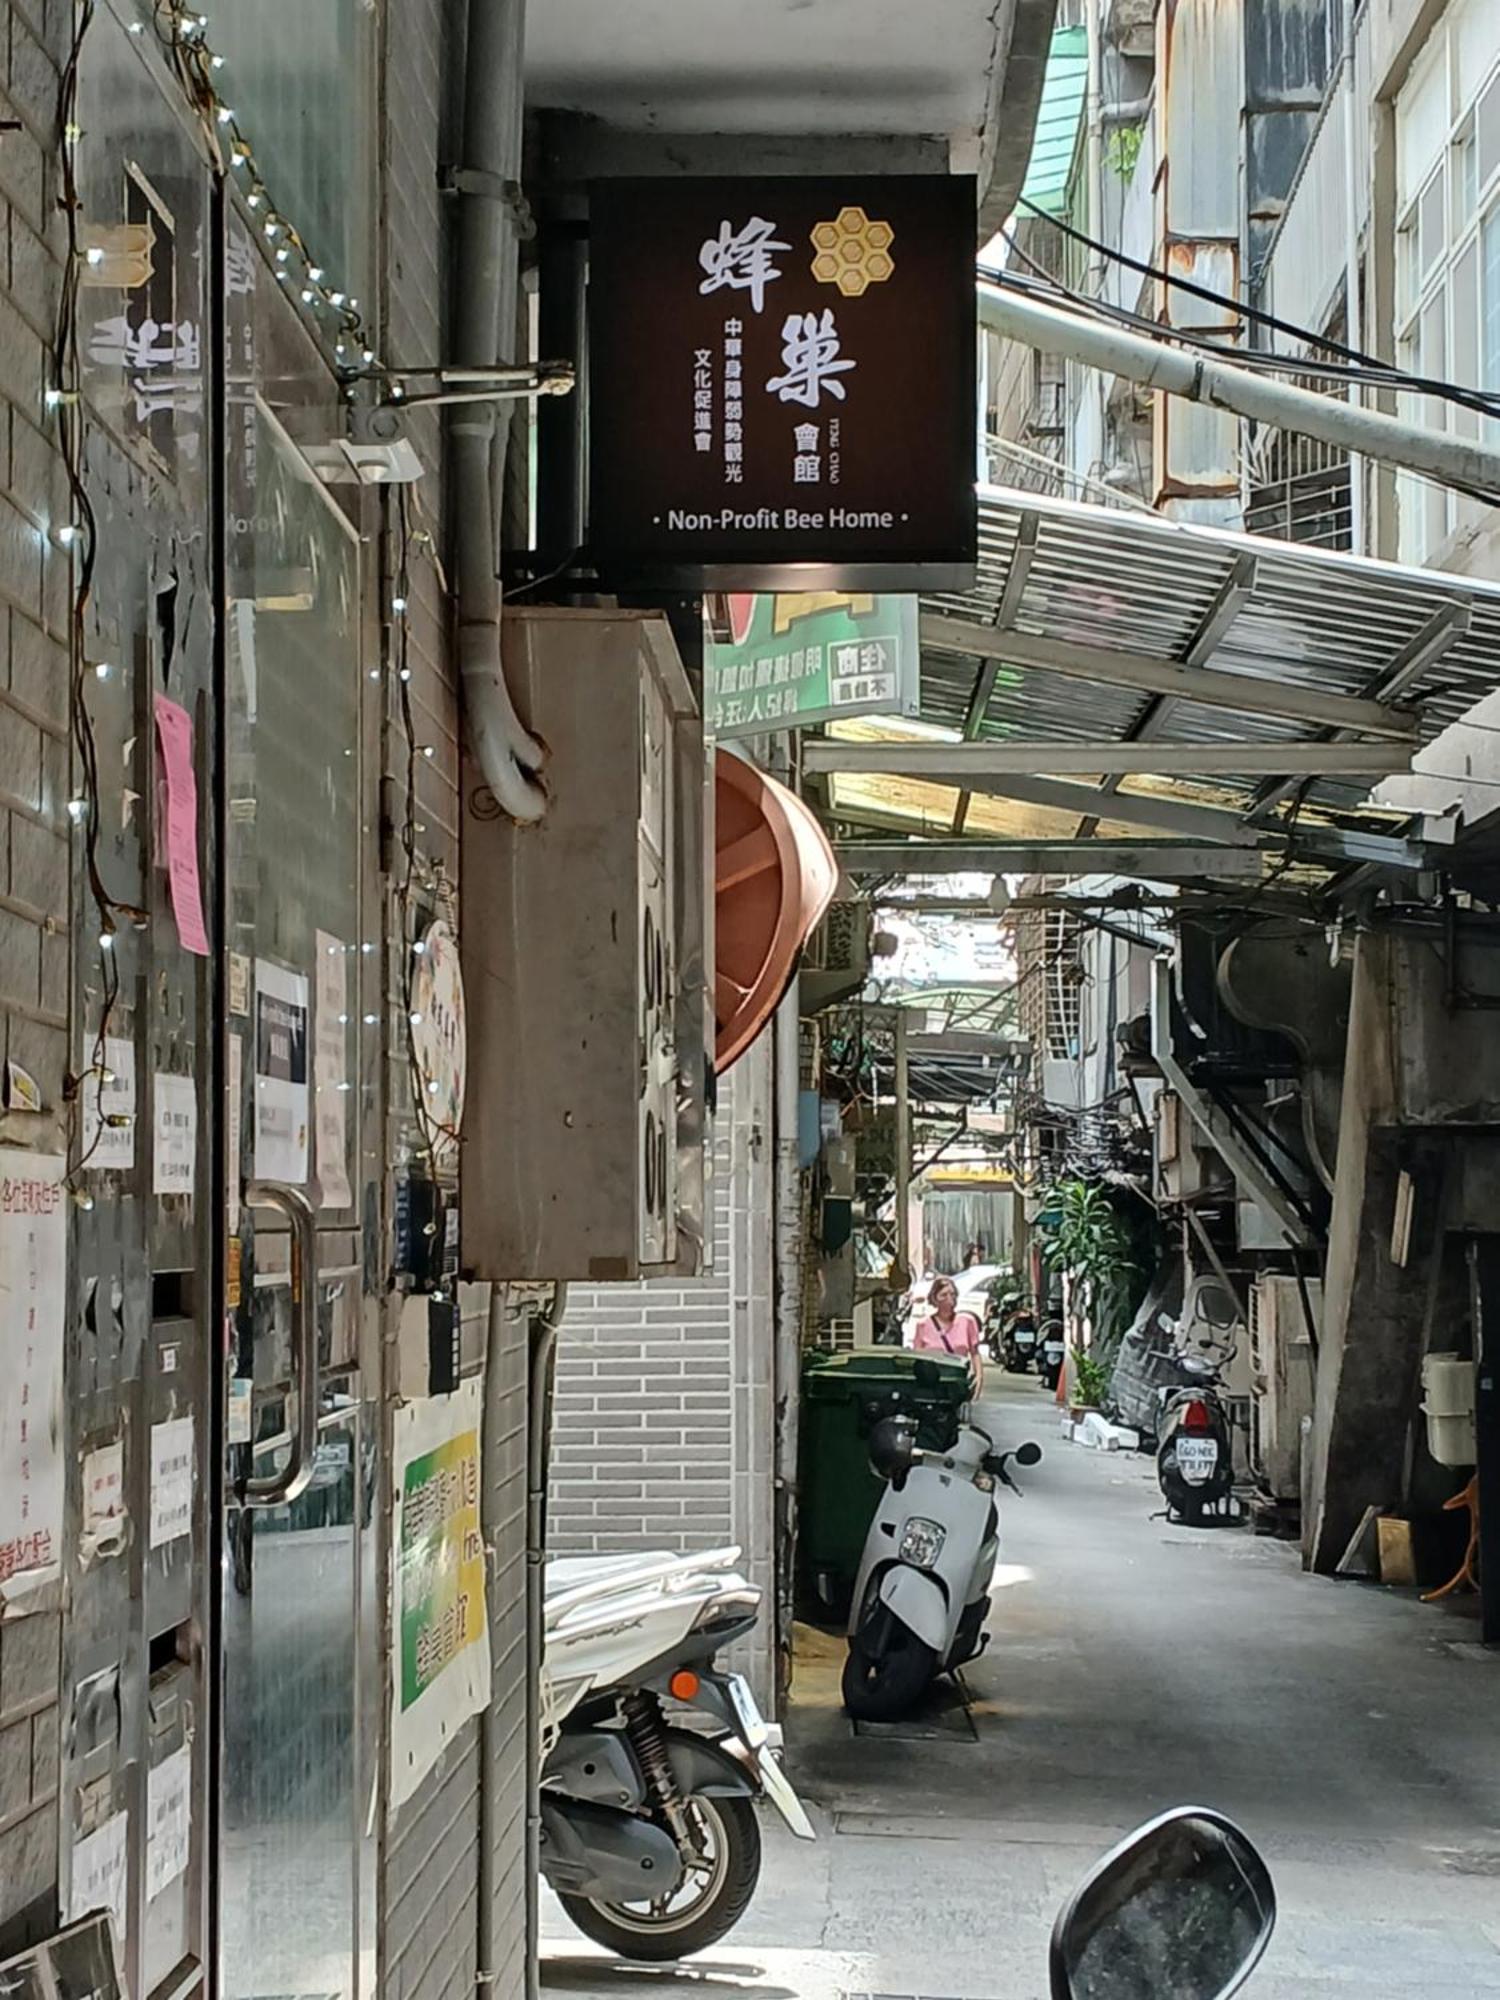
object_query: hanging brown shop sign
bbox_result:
[588,176,978,591]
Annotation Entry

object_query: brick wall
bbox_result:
[550,1042,777,1706]
[0,0,70,1948]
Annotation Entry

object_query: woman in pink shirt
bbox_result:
[913,1276,984,1398]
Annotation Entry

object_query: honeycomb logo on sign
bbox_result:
[810,206,895,297]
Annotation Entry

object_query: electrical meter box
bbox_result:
[461,608,711,1281]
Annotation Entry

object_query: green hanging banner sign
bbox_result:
[705,590,920,739]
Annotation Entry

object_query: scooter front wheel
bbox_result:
[842,1616,938,1721]
[557,1794,761,1962]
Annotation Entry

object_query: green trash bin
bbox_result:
[796,1347,972,1625]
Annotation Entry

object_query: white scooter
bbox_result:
[541,1546,814,1960]
[843,1417,1041,1720]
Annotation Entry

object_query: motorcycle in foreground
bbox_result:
[843,1415,1041,1720]
[1050,1806,1276,1998]
[541,1546,813,1959]
[1155,1352,1236,1524]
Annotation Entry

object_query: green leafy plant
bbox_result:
[1104,123,1144,181]
[1038,1179,1134,1299]
[1071,1348,1111,1409]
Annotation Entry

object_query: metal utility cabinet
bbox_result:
[461,609,711,1280]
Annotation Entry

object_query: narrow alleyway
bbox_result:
[544,1380,1500,1999]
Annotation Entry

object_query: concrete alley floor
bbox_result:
[542,1378,1500,1999]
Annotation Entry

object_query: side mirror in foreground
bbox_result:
[1050,1807,1275,2000]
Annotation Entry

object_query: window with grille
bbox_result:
[1394,5,1500,561]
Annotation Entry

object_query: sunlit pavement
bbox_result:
[543,1379,1500,1998]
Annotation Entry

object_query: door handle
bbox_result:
[243,1181,321,1508]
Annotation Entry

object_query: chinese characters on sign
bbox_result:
[390,1382,490,1811]
[0,1152,65,1598]
[705,591,920,739]
[590,176,977,588]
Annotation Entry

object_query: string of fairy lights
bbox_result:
[58,0,451,1207]
[148,0,386,383]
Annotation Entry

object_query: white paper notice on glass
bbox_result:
[227,1032,243,1235]
[0,1152,66,1600]
[152,1073,197,1197]
[68,1810,129,1943]
[81,1036,136,1172]
[314,930,353,1211]
[149,1417,195,1550]
[254,959,310,1183]
[146,1743,193,1901]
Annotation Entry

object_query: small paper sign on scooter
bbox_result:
[153,693,210,956]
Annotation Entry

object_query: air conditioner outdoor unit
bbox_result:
[1249,1274,1319,1504]
[460,609,710,1282]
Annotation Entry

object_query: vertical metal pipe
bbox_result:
[536,222,587,561]
[1084,0,1107,477]
[1342,0,1365,553]
[894,1009,912,1275]
[772,985,804,1709]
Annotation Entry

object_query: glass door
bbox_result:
[219,211,377,2000]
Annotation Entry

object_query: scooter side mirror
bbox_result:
[1014,1441,1043,1468]
[1049,1808,1275,2000]
[867,1417,916,1483]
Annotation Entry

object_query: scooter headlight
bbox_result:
[899,1517,946,1568]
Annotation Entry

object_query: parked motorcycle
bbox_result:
[1155,1354,1235,1524]
[1050,1807,1276,1998]
[1038,1319,1067,1393]
[998,1303,1040,1374]
[843,1415,1041,1720]
[541,1545,813,1960]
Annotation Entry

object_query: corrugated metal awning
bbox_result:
[829,485,1500,876]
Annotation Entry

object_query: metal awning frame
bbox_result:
[836,483,1500,880]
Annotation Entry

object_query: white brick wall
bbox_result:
[550,1042,777,1706]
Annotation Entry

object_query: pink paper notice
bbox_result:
[153,694,210,957]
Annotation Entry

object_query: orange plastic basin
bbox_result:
[715,749,838,1073]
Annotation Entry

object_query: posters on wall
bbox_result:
[0,1152,66,1598]
[389,1380,489,1811]
[80,1036,137,1172]
[145,1744,192,1902]
[65,1812,129,1947]
[152,1074,196,1197]
[148,1418,194,1551]
[254,960,309,1183]
[313,930,353,1210]
[152,694,210,957]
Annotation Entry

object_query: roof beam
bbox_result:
[920,612,1420,738]
[951,658,1000,836]
[836,840,1270,879]
[1245,598,1471,824]
[807,739,1411,778]
[845,766,1260,844]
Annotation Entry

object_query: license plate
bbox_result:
[1015,1330,1036,1347]
[1176,1436,1219,1484]
[723,1673,768,1750]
